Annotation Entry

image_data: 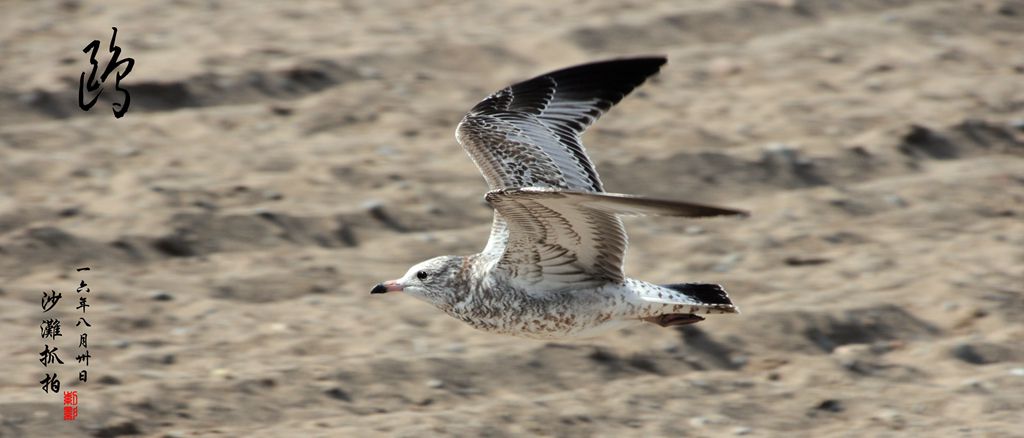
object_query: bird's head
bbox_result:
[371,255,465,308]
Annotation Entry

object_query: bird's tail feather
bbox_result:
[639,283,738,327]
[635,282,739,314]
[660,283,734,306]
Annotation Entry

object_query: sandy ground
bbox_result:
[1,0,1023,436]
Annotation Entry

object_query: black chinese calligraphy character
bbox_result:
[76,296,89,313]
[79,333,88,348]
[76,267,90,272]
[79,27,135,118]
[40,373,60,393]
[39,345,65,367]
[76,280,89,293]
[76,317,91,327]
[40,318,63,339]
[41,290,62,312]
[76,350,90,366]
[79,370,88,383]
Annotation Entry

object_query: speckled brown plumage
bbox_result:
[373,57,746,339]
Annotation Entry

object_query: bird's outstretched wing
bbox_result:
[485,188,745,291]
[455,57,668,258]
[455,56,666,192]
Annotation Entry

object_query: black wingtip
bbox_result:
[661,283,733,305]
[539,55,668,87]
[498,56,669,113]
[560,55,667,71]
[696,205,750,218]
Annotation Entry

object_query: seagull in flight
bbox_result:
[371,56,746,339]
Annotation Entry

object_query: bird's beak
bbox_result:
[370,280,403,294]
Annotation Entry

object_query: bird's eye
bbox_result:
[416,271,428,280]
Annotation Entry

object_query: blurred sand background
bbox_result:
[1,0,1023,436]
